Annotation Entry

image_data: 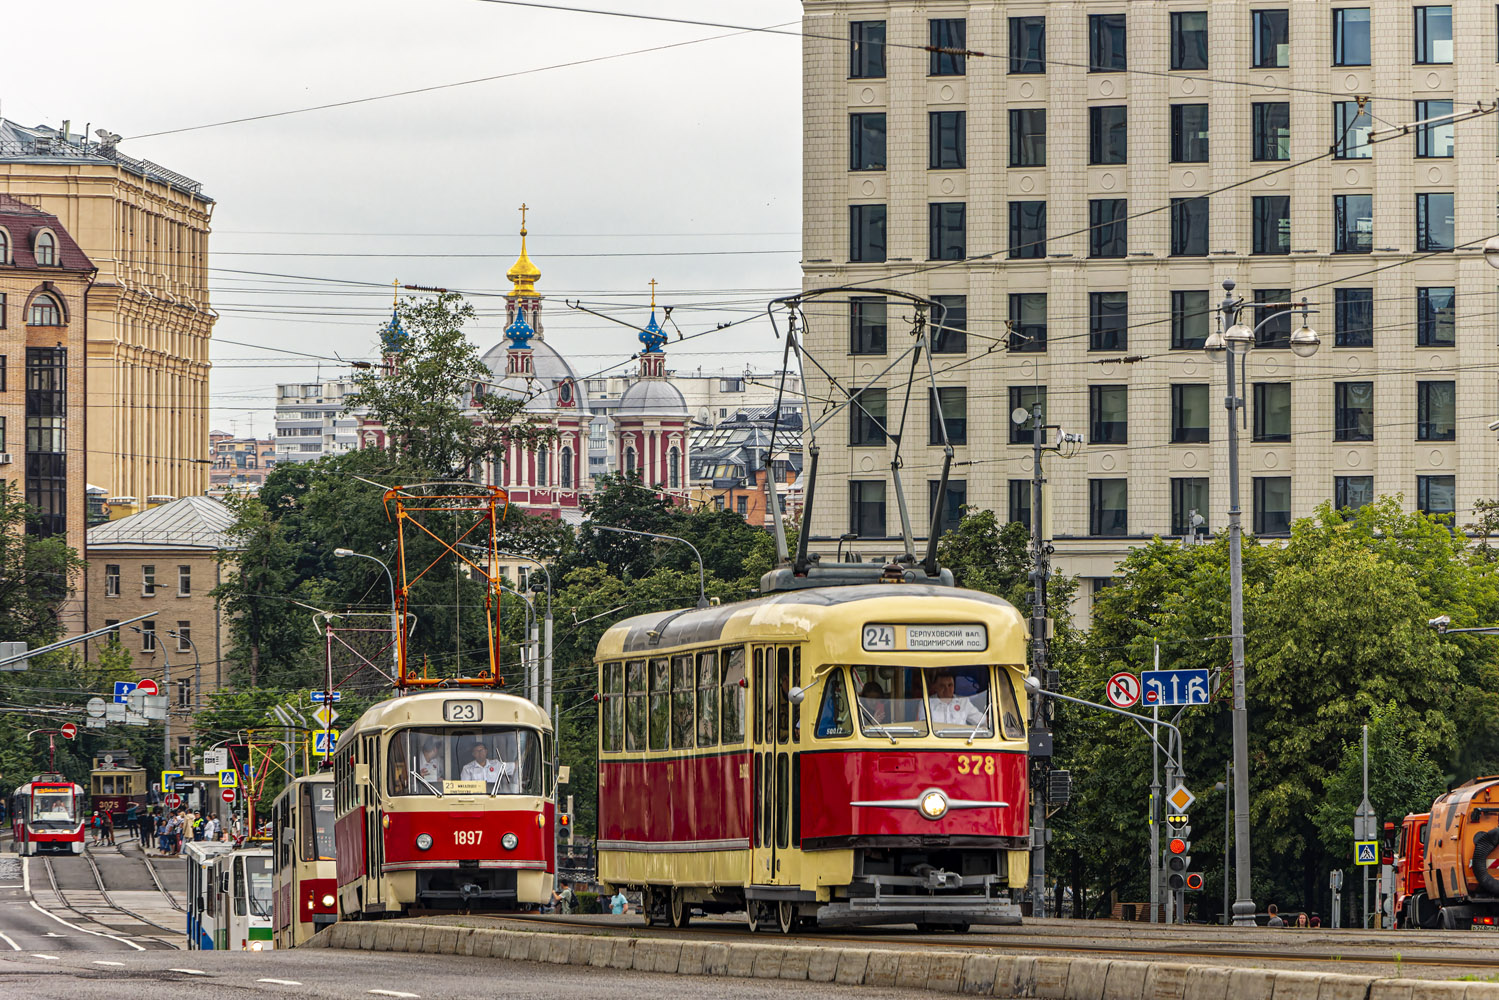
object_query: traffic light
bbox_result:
[1166,818,1192,891]
[559,793,575,846]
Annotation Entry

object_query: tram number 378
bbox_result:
[955,754,997,775]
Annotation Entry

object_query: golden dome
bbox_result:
[507,205,540,298]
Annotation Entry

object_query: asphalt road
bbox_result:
[0,948,942,1000]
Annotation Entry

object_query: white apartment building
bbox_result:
[274,379,362,465]
[802,0,1498,602]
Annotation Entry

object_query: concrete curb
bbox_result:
[314,921,1499,999]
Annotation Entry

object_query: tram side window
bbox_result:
[648,658,670,751]
[853,666,930,736]
[995,670,1025,739]
[816,669,854,738]
[775,648,791,744]
[696,651,719,747]
[602,661,624,752]
[302,783,336,861]
[792,647,802,744]
[624,659,647,752]
[721,646,746,743]
[234,857,247,916]
[671,655,695,749]
[754,648,769,743]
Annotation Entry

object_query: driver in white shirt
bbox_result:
[459,741,518,791]
[928,671,987,727]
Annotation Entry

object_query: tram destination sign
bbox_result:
[862,623,988,653]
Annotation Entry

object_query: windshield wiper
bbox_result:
[411,769,444,798]
[855,699,898,744]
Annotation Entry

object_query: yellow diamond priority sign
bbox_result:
[1167,785,1196,813]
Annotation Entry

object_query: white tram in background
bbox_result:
[271,773,338,947]
[332,690,557,916]
[9,775,85,855]
[185,841,275,950]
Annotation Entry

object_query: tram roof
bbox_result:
[342,689,552,737]
[598,583,1026,659]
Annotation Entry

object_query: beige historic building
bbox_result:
[802,0,1498,606]
[0,120,214,507]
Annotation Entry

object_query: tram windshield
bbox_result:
[300,783,336,861]
[850,667,1024,740]
[237,854,274,917]
[387,727,544,796]
[30,788,75,829]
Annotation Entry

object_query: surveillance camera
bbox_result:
[1429,614,1451,632]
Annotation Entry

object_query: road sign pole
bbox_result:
[1149,644,1161,924]
[1362,724,1369,929]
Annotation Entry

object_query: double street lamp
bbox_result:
[1205,279,1320,926]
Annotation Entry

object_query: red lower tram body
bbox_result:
[10,780,86,856]
[275,876,337,940]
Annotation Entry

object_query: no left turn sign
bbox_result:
[1106,671,1141,709]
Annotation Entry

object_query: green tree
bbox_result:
[0,483,87,646]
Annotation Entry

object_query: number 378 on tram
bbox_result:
[595,584,1030,932]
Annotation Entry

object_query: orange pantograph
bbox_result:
[383,482,509,691]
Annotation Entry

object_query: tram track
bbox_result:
[40,852,182,943]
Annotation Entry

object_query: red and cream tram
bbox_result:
[595,582,1030,932]
[10,775,86,855]
[271,773,338,947]
[332,691,557,917]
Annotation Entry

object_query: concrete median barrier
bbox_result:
[315,919,1499,999]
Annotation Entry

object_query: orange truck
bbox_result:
[1412,776,1499,930]
[1391,812,1433,928]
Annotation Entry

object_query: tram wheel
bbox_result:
[777,901,798,935]
[642,887,666,927]
[745,901,767,933]
[670,888,692,929]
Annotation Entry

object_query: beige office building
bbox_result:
[0,120,214,506]
[801,1,1498,603]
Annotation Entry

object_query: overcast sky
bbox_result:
[8,0,803,433]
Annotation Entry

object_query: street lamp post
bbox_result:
[1205,279,1320,926]
[498,583,536,698]
[333,548,400,683]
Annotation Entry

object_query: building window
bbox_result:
[0,296,5,329]
[1089,13,1126,71]
[849,205,886,263]
[177,565,191,596]
[1333,194,1373,253]
[928,203,966,260]
[929,111,965,169]
[1418,474,1456,515]
[849,21,886,78]
[1335,475,1374,511]
[1334,382,1374,441]
[929,387,967,445]
[1089,385,1128,444]
[1417,381,1457,441]
[1416,193,1455,251]
[1172,291,1211,350]
[849,113,886,171]
[669,447,681,489]
[1170,104,1209,162]
[1255,289,1293,348]
[1089,479,1128,536]
[1009,16,1046,74]
[1008,200,1046,259]
[1009,294,1047,353]
[850,297,887,355]
[27,293,62,326]
[560,446,573,488]
[141,620,156,652]
[141,563,158,597]
[1253,477,1292,535]
[1171,384,1211,444]
[1007,480,1032,528]
[34,232,56,266]
[1089,199,1127,258]
[1089,106,1127,164]
[849,481,886,537]
[1416,286,1456,346]
[713,496,724,512]
[624,447,636,475]
[1334,288,1374,347]
[1334,101,1373,159]
[1251,196,1291,255]
[1252,9,1290,67]
[105,564,120,598]
[929,479,966,535]
[0,229,8,264]
[1252,103,1290,161]
[1170,11,1208,70]
[1170,197,1209,257]
[1089,292,1128,351]
[850,388,887,447]
[1171,478,1210,537]
[1414,6,1453,64]
[1009,109,1047,167]
[929,18,966,75]
[1253,383,1292,442]
[931,295,966,354]
[1416,100,1455,157]
[178,677,192,708]
[736,495,748,517]
[176,622,192,653]
[536,448,549,486]
[1333,8,1371,65]
[1008,386,1046,445]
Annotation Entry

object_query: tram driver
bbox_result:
[415,736,445,784]
[927,670,988,728]
[461,740,520,793]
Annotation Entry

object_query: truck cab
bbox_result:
[1392,813,1433,928]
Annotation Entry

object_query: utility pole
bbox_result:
[1150,645,1160,924]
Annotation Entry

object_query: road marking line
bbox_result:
[26,901,146,951]
[257,979,303,986]
[93,960,126,967]
[0,930,18,951]
[169,968,207,976]
[367,991,420,998]
[32,953,59,960]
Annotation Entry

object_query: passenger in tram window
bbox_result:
[858,680,890,724]
[416,737,445,785]
[927,670,988,730]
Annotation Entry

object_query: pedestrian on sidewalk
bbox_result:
[101,810,114,846]
[125,802,140,842]
[1266,903,1285,927]
[141,809,157,854]
[203,814,219,842]
[89,811,101,846]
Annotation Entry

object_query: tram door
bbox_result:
[752,645,801,887]
[362,734,385,911]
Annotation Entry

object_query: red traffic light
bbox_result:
[559,814,571,827]
[1168,838,1187,855]
[1185,872,1204,891]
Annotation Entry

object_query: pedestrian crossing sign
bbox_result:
[218,768,238,789]
[1355,840,1379,866]
[313,729,340,756]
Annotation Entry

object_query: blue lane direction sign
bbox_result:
[310,691,342,704]
[1141,668,1211,707]
[113,680,137,704]
[1355,840,1379,866]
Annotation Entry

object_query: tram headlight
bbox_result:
[321,893,336,907]
[415,833,433,851]
[918,789,949,821]
[501,832,518,851]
